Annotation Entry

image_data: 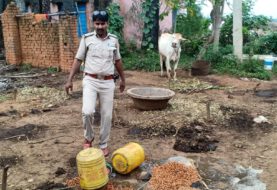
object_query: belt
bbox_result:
[85,73,114,80]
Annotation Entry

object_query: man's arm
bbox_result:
[64,59,82,94]
[114,59,125,92]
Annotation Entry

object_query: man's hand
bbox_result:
[119,80,125,93]
[64,80,73,94]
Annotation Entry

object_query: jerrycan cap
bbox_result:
[77,148,103,162]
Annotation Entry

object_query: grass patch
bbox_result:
[0,94,11,102]
[20,63,32,72]
[205,51,273,80]
[122,48,275,81]
[122,50,192,72]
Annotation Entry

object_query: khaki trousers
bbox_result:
[82,76,115,149]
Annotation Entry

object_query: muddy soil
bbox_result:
[0,65,277,189]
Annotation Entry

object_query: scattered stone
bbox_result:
[230,165,266,190]
[0,112,9,117]
[55,167,66,177]
[138,171,151,181]
[0,124,47,141]
[20,112,28,117]
[27,179,34,183]
[167,156,195,168]
[30,109,42,114]
[35,181,66,190]
[0,156,22,168]
[42,108,52,112]
[253,116,269,124]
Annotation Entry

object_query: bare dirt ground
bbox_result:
[0,64,277,190]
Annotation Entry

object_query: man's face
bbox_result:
[93,20,108,36]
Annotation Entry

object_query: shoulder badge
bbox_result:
[109,33,118,39]
[83,32,95,38]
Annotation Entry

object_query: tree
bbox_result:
[209,0,225,52]
[233,0,243,60]
[197,0,225,59]
[164,0,183,32]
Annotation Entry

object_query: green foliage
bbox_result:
[176,0,210,56]
[107,3,124,39]
[203,45,272,80]
[244,32,277,55]
[0,94,10,102]
[47,66,59,73]
[107,3,127,55]
[21,63,32,72]
[220,0,270,46]
[141,0,159,49]
[272,63,277,75]
[122,49,192,71]
[123,50,160,71]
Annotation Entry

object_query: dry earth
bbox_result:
[0,66,277,190]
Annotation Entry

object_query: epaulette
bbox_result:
[108,33,118,39]
[83,32,95,38]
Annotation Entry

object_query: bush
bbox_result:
[122,50,192,71]
[204,47,272,80]
[244,32,277,55]
[123,50,160,71]
[107,3,127,55]
[176,1,210,56]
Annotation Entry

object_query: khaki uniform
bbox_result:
[75,32,121,149]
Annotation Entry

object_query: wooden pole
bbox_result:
[2,165,10,190]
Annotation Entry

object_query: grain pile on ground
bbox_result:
[16,86,68,108]
[106,182,134,190]
[148,162,200,190]
[65,177,80,188]
[170,78,221,93]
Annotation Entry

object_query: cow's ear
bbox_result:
[181,37,187,41]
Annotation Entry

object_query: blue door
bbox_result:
[77,3,87,37]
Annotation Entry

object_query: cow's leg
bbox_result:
[165,57,171,79]
[173,59,179,81]
[159,54,164,77]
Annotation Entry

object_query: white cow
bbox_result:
[158,33,185,80]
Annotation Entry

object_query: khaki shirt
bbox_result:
[75,32,121,75]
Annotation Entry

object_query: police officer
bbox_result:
[65,10,125,157]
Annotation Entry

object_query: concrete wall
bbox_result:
[2,3,79,72]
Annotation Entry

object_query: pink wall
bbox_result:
[119,0,172,47]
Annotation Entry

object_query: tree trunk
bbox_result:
[212,0,224,52]
[233,0,243,60]
[152,0,159,49]
[196,0,225,60]
[172,9,177,33]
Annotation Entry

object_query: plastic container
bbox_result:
[112,142,145,174]
[264,57,274,70]
[76,148,108,189]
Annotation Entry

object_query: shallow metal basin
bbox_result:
[127,87,175,110]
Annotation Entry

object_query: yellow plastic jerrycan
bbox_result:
[76,148,108,189]
[112,142,145,174]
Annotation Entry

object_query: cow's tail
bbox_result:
[162,60,166,70]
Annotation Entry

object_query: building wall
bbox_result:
[2,3,79,72]
[18,14,60,68]
[118,0,172,47]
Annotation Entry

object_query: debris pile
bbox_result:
[173,121,219,153]
[66,177,80,188]
[170,78,220,94]
[106,182,134,190]
[16,86,68,108]
[148,162,200,190]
